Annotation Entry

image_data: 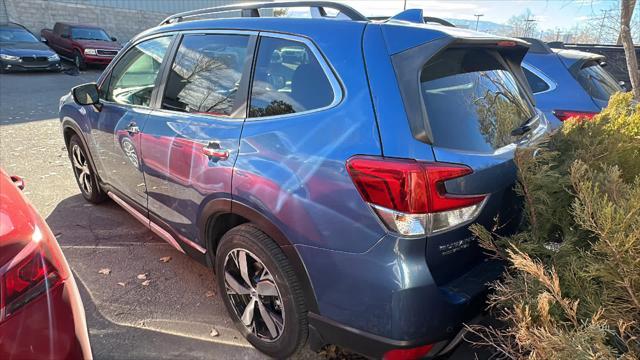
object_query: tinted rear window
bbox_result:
[420,48,534,153]
[574,61,621,101]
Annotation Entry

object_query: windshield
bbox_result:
[420,48,535,153]
[574,61,622,101]
[71,28,111,41]
[0,28,39,43]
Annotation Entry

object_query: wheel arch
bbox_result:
[61,119,101,185]
[200,198,319,313]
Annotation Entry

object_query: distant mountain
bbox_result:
[444,18,510,33]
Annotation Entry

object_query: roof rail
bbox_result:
[160,1,368,25]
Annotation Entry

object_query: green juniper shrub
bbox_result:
[465,92,640,360]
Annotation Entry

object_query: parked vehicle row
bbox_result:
[0,21,120,73]
[59,2,549,359]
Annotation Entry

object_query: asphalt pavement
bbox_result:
[0,66,487,360]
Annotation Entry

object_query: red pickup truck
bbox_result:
[41,22,121,70]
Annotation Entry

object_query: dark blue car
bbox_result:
[521,38,623,128]
[59,2,548,358]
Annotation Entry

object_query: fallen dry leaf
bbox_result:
[210,328,219,337]
[159,256,171,263]
[117,282,126,287]
[98,268,111,275]
[141,280,151,286]
[206,291,215,298]
[137,273,148,280]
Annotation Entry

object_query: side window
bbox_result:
[105,36,173,107]
[161,34,250,117]
[249,37,334,118]
[523,67,550,94]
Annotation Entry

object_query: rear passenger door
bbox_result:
[141,31,256,247]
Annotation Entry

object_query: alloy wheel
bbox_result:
[71,144,92,195]
[224,248,284,342]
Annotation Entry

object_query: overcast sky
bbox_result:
[338,0,620,30]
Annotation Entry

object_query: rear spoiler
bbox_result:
[390,35,532,144]
[555,48,606,71]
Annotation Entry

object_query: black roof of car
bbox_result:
[0,22,29,30]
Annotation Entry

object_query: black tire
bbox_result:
[215,224,308,358]
[68,134,107,203]
[73,50,86,71]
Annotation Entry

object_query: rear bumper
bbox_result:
[0,278,91,360]
[296,234,503,358]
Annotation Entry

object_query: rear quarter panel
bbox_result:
[232,22,385,253]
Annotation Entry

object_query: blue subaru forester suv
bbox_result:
[59,2,548,358]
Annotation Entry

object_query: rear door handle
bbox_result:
[202,141,229,161]
[125,122,140,135]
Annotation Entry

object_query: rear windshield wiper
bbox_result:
[511,123,531,136]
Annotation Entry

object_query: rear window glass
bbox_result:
[420,48,534,152]
[523,67,551,94]
[574,61,622,101]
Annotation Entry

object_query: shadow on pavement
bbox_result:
[73,269,261,360]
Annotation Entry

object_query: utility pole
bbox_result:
[597,9,612,44]
[524,14,536,37]
[404,0,407,10]
[474,14,484,30]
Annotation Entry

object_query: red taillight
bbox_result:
[346,156,485,214]
[1,243,63,319]
[346,156,487,236]
[384,344,434,360]
[346,157,428,214]
[422,163,487,213]
[553,110,598,122]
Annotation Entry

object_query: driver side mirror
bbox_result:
[72,83,101,108]
[111,36,117,42]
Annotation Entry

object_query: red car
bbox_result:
[41,22,121,70]
[0,169,91,360]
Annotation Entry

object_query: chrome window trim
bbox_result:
[522,62,557,95]
[245,31,344,121]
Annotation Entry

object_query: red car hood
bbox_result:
[75,39,121,50]
[0,169,36,266]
